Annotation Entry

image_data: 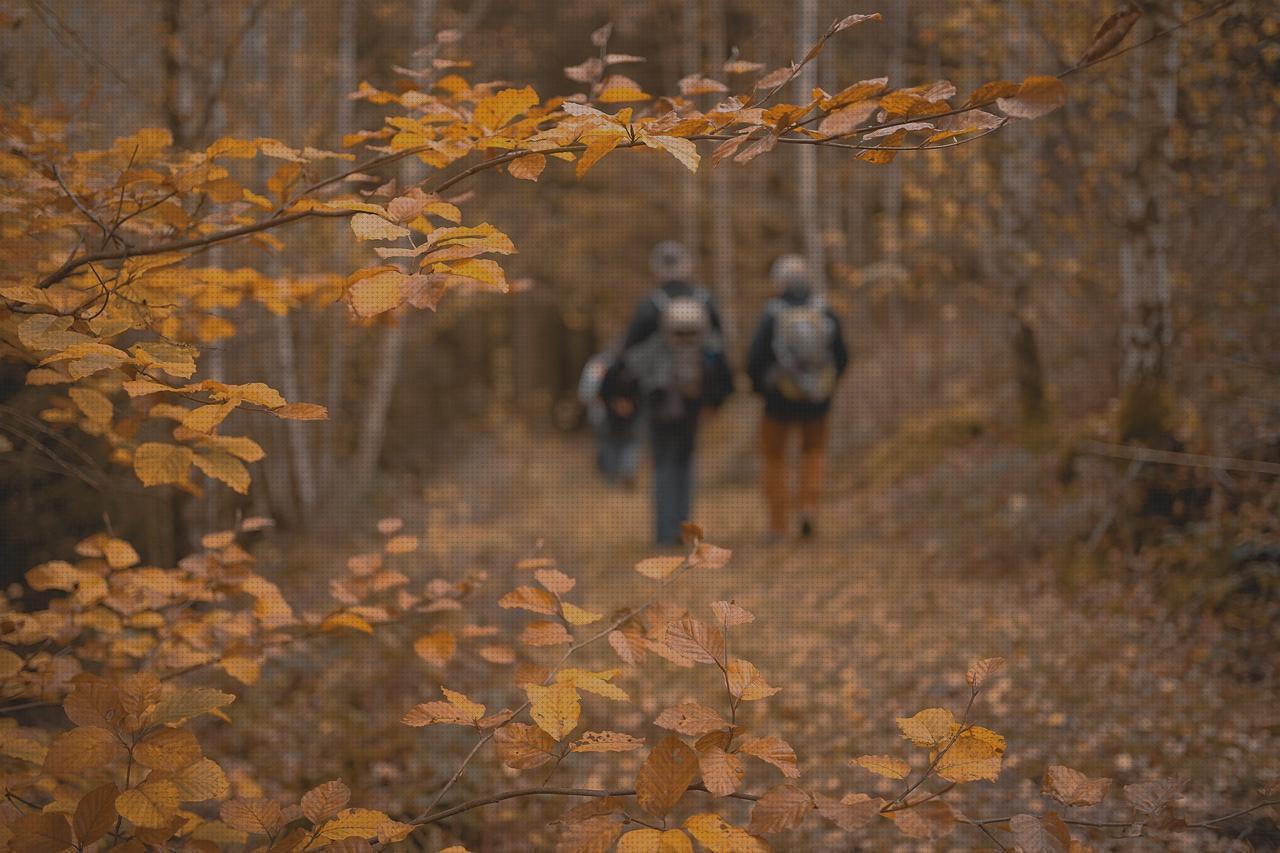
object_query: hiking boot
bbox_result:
[799,514,815,539]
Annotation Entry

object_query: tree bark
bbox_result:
[704,0,737,349]
[1117,12,1180,444]
[794,0,824,291]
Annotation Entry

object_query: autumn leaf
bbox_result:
[561,601,602,626]
[749,783,813,834]
[935,728,1004,783]
[1009,812,1071,853]
[1080,7,1143,65]
[1123,778,1186,814]
[134,725,202,771]
[350,213,409,241]
[813,792,885,831]
[851,754,911,780]
[499,585,560,615]
[521,620,573,646]
[302,780,352,824]
[966,656,1006,688]
[555,667,629,701]
[526,683,580,741]
[571,730,645,753]
[895,707,957,748]
[475,86,539,130]
[73,783,119,846]
[556,815,623,852]
[494,722,557,770]
[997,75,1068,120]
[402,688,486,727]
[663,618,724,665]
[116,779,181,829]
[414,630,456,667]
[682,814,768,853]
[636,736,699,817]
[133,442,194,488]
[739,735,800,778]
[699,747,744,798]
[171,757,230,802]
[888,798,957,840]
[635,555,685,579]
[1043,765,1111,807]
[654,702,728,737]
[726,659,780,701]
[150,686,236,725]
[44,726,124,775]
[508,153,546,181]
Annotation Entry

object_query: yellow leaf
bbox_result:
[133,443,194,487]
[321,612,374,634]
[683,814,768,853]
[641,135,700,173]
[508,153,547,181]
[402,688,486,727]
[555,667,629,701]
[69,387,113,425]
[301,780,351,824]
[115,779,180,829]
[599,75,651,103]
[526,683,580,741]
[347,270,406,317]
[634,556,684,579]
[273,402,328,420]
[44,727,124,775]
[438,259,507,291]
[135,726,202,771]
[102,538,140,569]
[475,86,539,130]
[576,134,622,177]
[192,450,251,494]
[561,601,602,626]
[895,708,957,748]
[851,754,911,780]
[172,758,230,802]
[182,402,237,433]
[350,213,410,241]
[413,630,456,667]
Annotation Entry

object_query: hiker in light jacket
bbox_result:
[746,254,849,541]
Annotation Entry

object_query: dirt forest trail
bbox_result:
[347,403,1279,844]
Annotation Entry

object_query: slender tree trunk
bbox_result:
[990,0,1047,426]
[704,0,737,349]
[349,0,438,494]
[678,0,702,256]
[794,0,824,291]
[320,0,359,495]
[1117,12,1180,443]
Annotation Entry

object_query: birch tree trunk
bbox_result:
[986,0,1047,426]
[704,0,737,349]
[1117,12,1180,443]
[678,0,702,256]
[349,0,438,495]
[320,0,359,494]
[794,0,824,291]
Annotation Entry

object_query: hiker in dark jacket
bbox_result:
[603,241,733,546]
[746,254,848,540]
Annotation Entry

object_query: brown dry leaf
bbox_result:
[618,828,694,853]
[813,792,884,831]
[556,814,622,852]
[851,754,910,780]
[561,602,603,626]
[655,702,728,737]
[608,629,645,665]
[499,585,559,615]
[739,735,800,778]
[570,731,645,753]
[301,780,351,824]
[710,600,753,627]
[494,722,557,770]
[73,783,119,846]
[1123,778,1186,814]
[1043,765,1111,807]
[414,630,457,667]
[748,783,813,834]
[134,726,201,771]
[116,779,181,829]
[535,567,576,595]
[385,534,419,554]
[634,556,684,580]
[12,813,73,852]
[1080,7,1143,65]
[965,657,1005,688]
[726,659,780,701]
[889,798,957,840]
[1009,812,1071,853]
[997,75,1068,119]
[663,618,724,665]
[635,736,699,817]
[521,620,573,646]
[478,644,516,664]
[699,747,744,798]
[44,726,124,775]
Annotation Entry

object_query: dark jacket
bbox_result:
[621,280,724,351]
[746,284,849,420]
[603,280,733,427]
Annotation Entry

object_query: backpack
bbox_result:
[767,296,837,403]
[625,289,713,421]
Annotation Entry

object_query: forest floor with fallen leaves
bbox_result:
[234,398,1278,851]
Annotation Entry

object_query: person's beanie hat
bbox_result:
[650,240,693,281]
[769,254,809,290]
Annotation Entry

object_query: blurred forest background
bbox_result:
[2,0,1279,848]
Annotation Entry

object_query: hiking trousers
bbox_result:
[651,419,696,546]
[761,415,830,535]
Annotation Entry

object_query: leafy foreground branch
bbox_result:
[1,518,1275,852]
[0,3,1233,499]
